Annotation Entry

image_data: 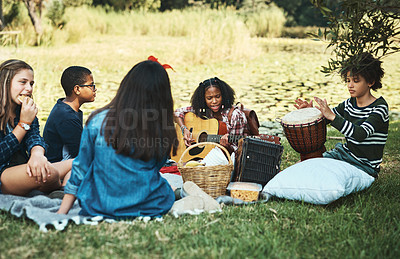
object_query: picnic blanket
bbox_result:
[0,173,184,232]
[0,193,98,232]
[0,174,267,231]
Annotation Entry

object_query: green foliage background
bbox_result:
[311,0,400,74]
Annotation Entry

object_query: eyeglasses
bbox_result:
[79,84,96,91]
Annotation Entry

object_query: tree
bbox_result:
[23,0,43,36]
[274,0,336,27]
[160,0,188,11]
[311,0,400,74]
[0,0,4,30]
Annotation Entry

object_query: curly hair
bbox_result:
[340,52,384,91]
[190,77,236,118]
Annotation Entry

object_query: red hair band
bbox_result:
[148,56,175,71]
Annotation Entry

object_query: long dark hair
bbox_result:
[87,60,178,162]
[190,77,236,118]
[0,59,33,133]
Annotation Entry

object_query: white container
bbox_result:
[227,182,262,202]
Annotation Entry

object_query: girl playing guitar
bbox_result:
[174,77,247,154]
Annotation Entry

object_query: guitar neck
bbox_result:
[206,134,243,143]
[206,134,281,145]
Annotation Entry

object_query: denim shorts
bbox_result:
[0,168,4,194]
[0,149,29,194]
[0,166,7,194]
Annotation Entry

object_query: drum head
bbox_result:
[281,107,322,125]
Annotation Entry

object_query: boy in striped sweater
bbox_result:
[295,52,389,177]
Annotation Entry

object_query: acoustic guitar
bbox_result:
[171,112,280,162]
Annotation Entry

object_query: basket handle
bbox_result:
[178,142,232,166]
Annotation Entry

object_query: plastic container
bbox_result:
[227,182,262,202]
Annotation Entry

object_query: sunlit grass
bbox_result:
[0,121,399,258]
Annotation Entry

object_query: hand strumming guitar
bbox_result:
[182,127,194,146]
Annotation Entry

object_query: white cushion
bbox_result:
[262,158,374,205]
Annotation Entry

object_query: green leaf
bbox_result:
[320,6,332,14]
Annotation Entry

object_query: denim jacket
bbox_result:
[64,110,175,219]
[0,106,47,172]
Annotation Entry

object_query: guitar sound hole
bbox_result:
[188,146,205,157]
[199,132,208,143]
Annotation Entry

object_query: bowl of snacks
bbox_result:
[226,182,262,202]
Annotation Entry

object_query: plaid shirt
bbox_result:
[0,107,47,172]
[174,106,247,150]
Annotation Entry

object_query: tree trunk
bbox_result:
[23,0,42,35]
[0,0,5,30]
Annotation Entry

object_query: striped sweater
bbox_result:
[330,97,389,173]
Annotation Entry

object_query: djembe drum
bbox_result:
[280,107,327,161]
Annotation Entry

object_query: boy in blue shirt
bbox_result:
[44,66,96,162]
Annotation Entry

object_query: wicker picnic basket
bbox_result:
[177,142,234,198]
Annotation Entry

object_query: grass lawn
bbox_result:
[1,121,399,258]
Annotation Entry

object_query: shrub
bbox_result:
[274,0,333,27]
[63,0,93,6]
[281,26,321,39]
[92,0,160,11]
[241,2,286,38]
[45,0,66,27]
[1,4,260,61]
[181,9,259,62]
[160,0,189,11]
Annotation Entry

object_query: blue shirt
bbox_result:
[0,107,47,173]
[43,98,83,162]
[64,110,175,219]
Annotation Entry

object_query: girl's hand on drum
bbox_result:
[313,97,335,121]
[294,98,313,109]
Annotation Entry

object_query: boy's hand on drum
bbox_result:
[313,97,335,121]
[294,98,313,109]
[20,97,38,124]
